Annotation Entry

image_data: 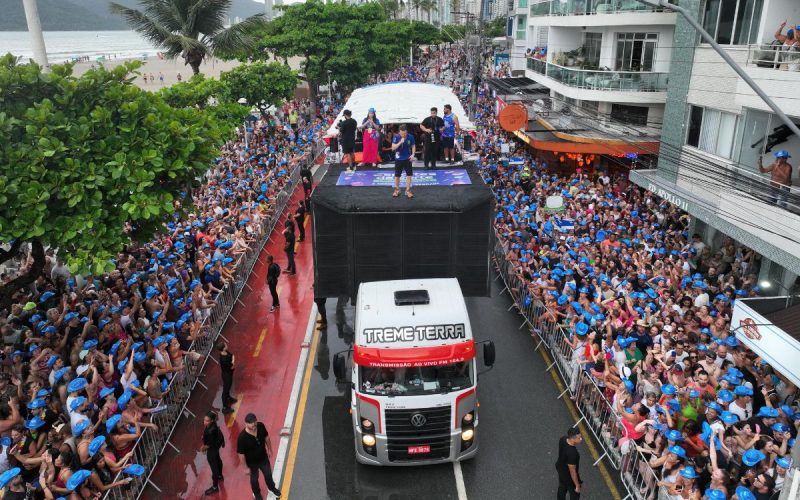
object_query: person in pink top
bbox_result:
[359,108,381,167]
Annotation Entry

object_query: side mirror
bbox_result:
[333,352,347,381]
[483,341,496,367]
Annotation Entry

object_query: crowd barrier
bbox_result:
[102,139,326,500]
[491,234,664,500]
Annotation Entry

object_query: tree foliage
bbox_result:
[220,62,298,110]
[110,0,266,74]
[0,55,222,306]
[256,1,450,94]
[485,17,508,38]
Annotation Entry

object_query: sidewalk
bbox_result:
[146,185,316,499]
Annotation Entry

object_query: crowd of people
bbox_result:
[0,97,329,497]
[461,65,797,500]
[383,45,799,499]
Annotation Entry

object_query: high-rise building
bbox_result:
[510,0,676,169]
[627,0,800,290]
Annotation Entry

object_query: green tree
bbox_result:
[0,55,222,309]
[157,74,250,130]
[485,17,508,38]
[377,0,401,20]
[110,0,265,75]
[220,62,298,113]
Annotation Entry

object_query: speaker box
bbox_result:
[312,163,493,299]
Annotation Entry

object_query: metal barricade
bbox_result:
[572,371,626,469]
[102,139,327,499]
[618,441,669,500]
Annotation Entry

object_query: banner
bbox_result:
[731,299,800,388]
[336,169,472,187]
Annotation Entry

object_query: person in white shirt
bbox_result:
[728,388,754,420]
[667,341,690,365]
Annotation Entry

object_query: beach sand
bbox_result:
[69,56,241,90]
[69,55,305,90]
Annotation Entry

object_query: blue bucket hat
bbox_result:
[24,416,46,430]
[99,387,115,399]
[53,366,70,383]
[679,466,698,479]
[106,414,122,433]
[575,322,589,336]
[27,398,47,410]
[71,419,90,437]
[668,444,686,459]
[88,435,107,456]
[665,429,683,441]
[704,489,726,500]
[735,486,755,500]
[720,411,739,425]
[756,406,779,418]
[741,448,766,467]
[69,396,87,412]
[661,384,677,396]
[67,377,88,393]
[0,468,21,489]
[774,150,791,159]
[66,469,92,491]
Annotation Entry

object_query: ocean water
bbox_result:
[0,31,160,63]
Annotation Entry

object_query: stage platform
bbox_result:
[313,162,489,213]
[311,162,494,299]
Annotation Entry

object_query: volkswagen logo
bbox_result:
[410,413,427,428]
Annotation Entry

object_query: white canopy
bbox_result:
[325,82,475,137]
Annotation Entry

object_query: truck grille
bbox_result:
[385,406,451,462]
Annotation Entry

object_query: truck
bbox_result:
[333,278,495,466]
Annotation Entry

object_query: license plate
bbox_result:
[408,445,430,455]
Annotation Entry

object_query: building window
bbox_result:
[583,33,602,68]
[516,15,527,40]
[611,104,649,126]
[518,0,528,8]
[701,0,763,45]
[686,105,738,159]
[615,33,658,71]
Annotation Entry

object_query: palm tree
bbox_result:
[378,0,401,19]
[110,0,266,75]
[419,0,437,23]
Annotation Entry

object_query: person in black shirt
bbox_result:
[336,109,358,171]
[202,410,225,495]
[300,165,313,203]
[420,107,445,169]
[283,226,296,275]
[237,413,281,500]
[217,341,236,413]
[266,255,281,312]
[293,201,307,242]
[555,427,583,499]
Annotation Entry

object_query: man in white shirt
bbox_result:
[693,281,710,308]
[728,386,754,420]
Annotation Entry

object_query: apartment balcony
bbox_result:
[526,58,668,103]
[529,0,675,26]
[735,44,800,117]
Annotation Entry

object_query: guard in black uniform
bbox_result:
[202,410,225,495]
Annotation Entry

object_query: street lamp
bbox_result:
[327,70,332,100]
[238,98,249,149]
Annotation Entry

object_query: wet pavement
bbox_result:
[285,277,620,500]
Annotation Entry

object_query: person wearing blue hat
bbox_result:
[742,448,766,467]
[0,467,22,493]
[758,150,792,208]
[728,386,753,422]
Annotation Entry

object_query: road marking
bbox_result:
[253,327,268,357]
[225,397,242,428]
[539,348,622,500]
[453,460,468,500]
[272,304,319,498]
[275,316,319,499]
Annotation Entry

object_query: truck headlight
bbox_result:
[462,412,474,425]
[362,434,377,447]
[461,429,474,441]
[361,418,373,431]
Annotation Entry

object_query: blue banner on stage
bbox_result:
[336,169,472,187]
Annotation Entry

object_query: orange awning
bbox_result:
[514,130,660,154]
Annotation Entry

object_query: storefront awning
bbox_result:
[513,120,660,155]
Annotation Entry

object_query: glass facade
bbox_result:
[615,33,658,71]
[527,60,669,91]
[701,0,763,45]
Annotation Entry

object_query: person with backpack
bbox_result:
[202,410,225,495]
[267,255,281,312]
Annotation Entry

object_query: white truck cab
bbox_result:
[333,278,495,466]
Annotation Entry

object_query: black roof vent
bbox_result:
[394,289,430,306]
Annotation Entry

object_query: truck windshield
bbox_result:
[358,362,473,396]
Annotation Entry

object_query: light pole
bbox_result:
[238,97,249,150]
[327,70,332,100]
[635,0,800,140]
[22,0,49,72]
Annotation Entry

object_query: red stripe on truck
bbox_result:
[353,340,476,368]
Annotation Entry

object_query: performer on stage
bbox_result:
[360,108,381,167]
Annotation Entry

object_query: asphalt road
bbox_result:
[286,276,618,500]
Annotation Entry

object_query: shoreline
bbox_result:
[68,56,242,90]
